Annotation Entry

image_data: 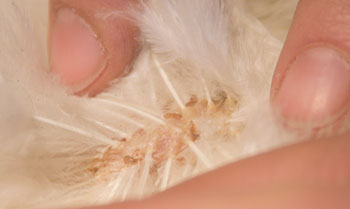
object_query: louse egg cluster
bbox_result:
[88,92,243,183]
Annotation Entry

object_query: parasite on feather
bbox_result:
[0,0,300,208]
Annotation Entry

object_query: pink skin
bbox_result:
[81,132,350,209]
[274,47,350,127]
[48,0,350,208]
[49,0,140,96]
[51,8,106,91]
[271,0,350,126]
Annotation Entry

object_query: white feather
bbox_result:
[0,0,301,209]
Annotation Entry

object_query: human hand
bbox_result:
[80,132,350,209]
[49,0,350,208]
[271,0,350,127]
[49,0,140,96]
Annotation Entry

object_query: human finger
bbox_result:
[80,132,350,209]
[271,0,350,128]
[49,0,140,96]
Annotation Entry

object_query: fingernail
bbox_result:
[274,47,350,126]
[50,8,107,92]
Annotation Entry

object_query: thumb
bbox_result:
[271,0,350,129]
[49,0,140,96]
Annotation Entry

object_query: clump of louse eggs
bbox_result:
[87,92,243,186]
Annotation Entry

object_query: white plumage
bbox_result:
[0,0,299,208]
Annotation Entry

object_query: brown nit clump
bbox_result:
[176,157,185,164]
[186,95,198,107]
[123,156,139,165]
[133,129,146,138]
[87,92,242,180]
[164,113,183,120]
[212,91,228,106]
[189,121,200,141]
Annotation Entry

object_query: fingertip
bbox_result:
[271,0,350,128]
[50,8,107,93]
[273,46,350,128]
[49,0,140,96]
